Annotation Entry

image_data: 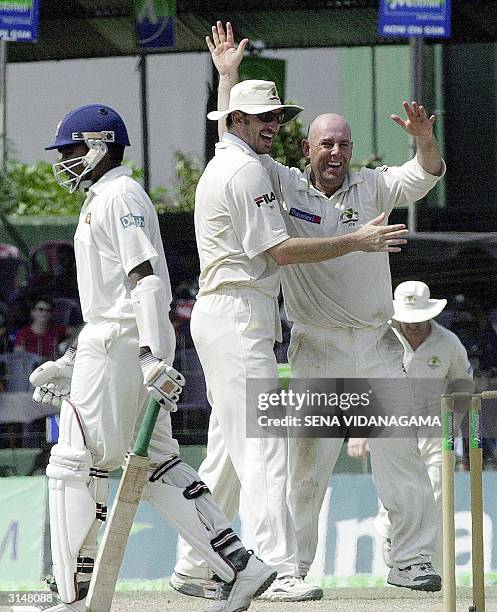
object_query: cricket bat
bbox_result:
[85,397,161,612]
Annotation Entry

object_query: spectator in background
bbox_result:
[0,305,9,392]
[171,278,198,349]
[14,298,74,360]
[0,304,10,355]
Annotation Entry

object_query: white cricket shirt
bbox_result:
[394,321,472,381]
[195,133,289,298]
[261,155,445,328]
[74,166,172,322]
[393,320,473,415]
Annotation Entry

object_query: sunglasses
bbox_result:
[35,306,52,312]
[253,110,286,124]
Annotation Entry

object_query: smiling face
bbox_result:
[231,111,282,154]
[303,114,353,196]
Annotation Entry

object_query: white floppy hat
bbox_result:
[392,281,447,323]
[207,79,304,124]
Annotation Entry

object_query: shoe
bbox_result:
[10,596,86,611]
[170,571,218,599]
[205,553,276,612]
[387,563,442,591]
[257,575,323,602]
[383,538,393,568]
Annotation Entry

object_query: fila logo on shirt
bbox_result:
[120,214,145,228]
[339,208,359,225]
[254,192,276,209]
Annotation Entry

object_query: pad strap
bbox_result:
[211,529,241,553]
[184,481,211,499]
[149,457,182,482]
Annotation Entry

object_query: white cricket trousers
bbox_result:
[175,288,299,577]
[375,436,443,572]
[287,322,438,575]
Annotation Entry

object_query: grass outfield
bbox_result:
[107,587,497,611]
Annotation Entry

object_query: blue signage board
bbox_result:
[135,0,175,50]
[0,0,39,42]
[378,0,451,39]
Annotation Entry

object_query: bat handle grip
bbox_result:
[133,397,161,457]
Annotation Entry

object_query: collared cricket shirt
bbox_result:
[195,133,289,298]
[261,155,445,328]
[74,166,172,322]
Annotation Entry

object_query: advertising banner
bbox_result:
[0,0,39,42]
[135,0,175,50]
[0,477,46,583]
[378,0,451,39]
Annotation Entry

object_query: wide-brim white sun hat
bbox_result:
[392,281,447,323]
[207,79,304,124]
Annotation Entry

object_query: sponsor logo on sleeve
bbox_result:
[120,214,145,228]
[85,212,92,224]
[288,207,322,224]
[254,191,276,209]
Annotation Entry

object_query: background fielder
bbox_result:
[372,281,472,573]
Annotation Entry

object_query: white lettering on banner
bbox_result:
[0,29,31,40]
[383,24,407,34]
[455,512,493,574]
[0,521,19,562]
[334,517,386,576]
[0,3,30,11]
[388,0,444,8]
[330,510,493,578]
[212,477,497,583]
[424,25,445,35]
[308,488,332,577]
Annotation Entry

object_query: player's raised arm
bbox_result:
[391,100,443,176]
[206,21,248,139]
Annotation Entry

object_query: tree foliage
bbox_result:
[0,159,170,216]
[0,160,85,216]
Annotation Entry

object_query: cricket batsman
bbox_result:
[15,104,275,612]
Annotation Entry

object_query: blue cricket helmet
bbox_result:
[46,104,130,150]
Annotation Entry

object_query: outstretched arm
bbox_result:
[391,101,443,176]
[206,21,248,139]
[267,213,408,265]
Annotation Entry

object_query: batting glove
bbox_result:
[29,347,76,408]
[139,351,185,412]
